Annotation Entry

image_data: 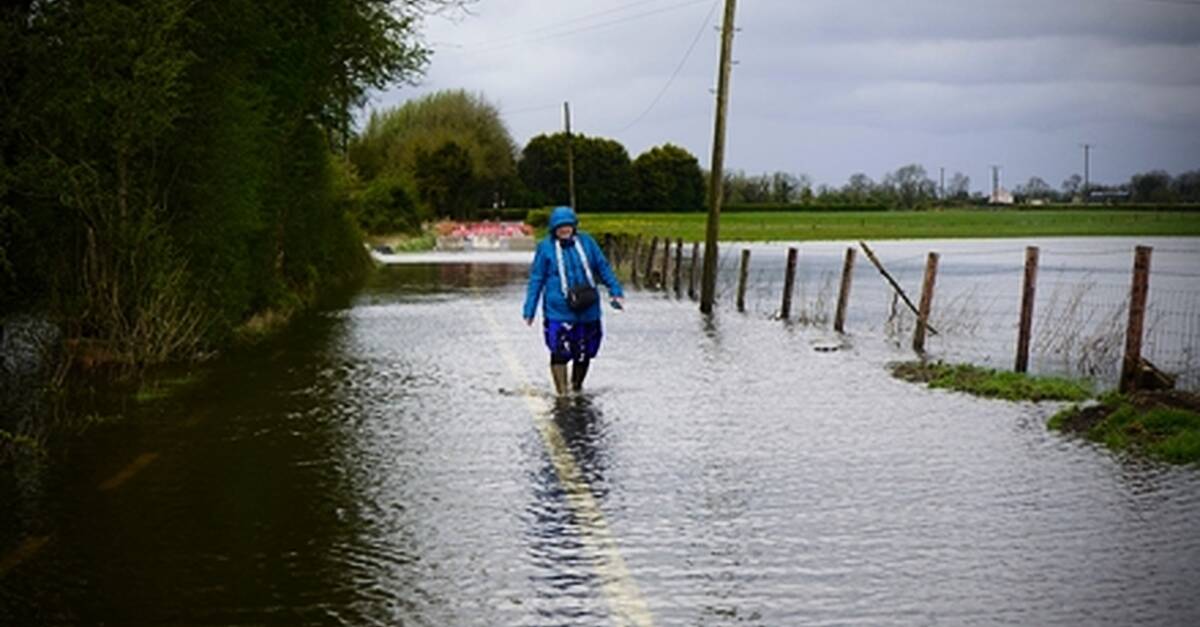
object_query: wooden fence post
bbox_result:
[673,238,683,297]
[834,247,856,333]
[781,247,798,320]
[689,242,700,300]
[645,237,659,288]
[736,249,751,312]
[1015,246,1039,373]
[660,237,671,291]
[912,252,939,354]
[1120,245,1153,393]
[630,236,642,288]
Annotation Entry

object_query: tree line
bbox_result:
[1014,170,1200,204]
[347,90,710,229]
[349,89,1200,228]
[0,0,462,364]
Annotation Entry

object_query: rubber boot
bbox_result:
[550,364,570,396]
[571,360,590,392]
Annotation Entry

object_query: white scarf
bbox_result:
[554,238,595,299]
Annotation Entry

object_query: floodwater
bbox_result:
[3,250,1200,625]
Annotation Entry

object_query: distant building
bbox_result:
[989,187,1014,205]
[1088,190,1131,203]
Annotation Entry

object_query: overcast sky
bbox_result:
[367,0,1200,193]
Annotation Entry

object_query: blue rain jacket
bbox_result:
[523,207,624,323]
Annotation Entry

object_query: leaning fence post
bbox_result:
[834,247,856,333]
[1015,246,1040,373]
[736,249,751,312]
[912,252,939,353]
[645,237,659,288]
[673,238,683,297]
[1119,245,1153,393]
[781,247,798,320]
[689,242,700,300]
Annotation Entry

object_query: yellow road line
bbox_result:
[98,451,160,491]
[478,303,654,627]
[0,534,51,577]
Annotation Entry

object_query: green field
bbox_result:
[575,209,1200,241]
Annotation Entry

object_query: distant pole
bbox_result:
[1015,246,1039,373]
[700,0,738,314]
[990,165,1001,201]
[564,101,576,210]
[1081,143,1092,204]
[939,167,945,201]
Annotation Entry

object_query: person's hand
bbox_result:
[524,317,534,326]
[611,296,625,310]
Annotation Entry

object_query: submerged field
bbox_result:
[577,209,1200,241]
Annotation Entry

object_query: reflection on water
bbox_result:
[2,259,1199,625]
[526,396,611,625]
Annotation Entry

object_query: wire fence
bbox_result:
[600,234,1200,392]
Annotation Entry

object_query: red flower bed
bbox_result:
[434,221,533,238]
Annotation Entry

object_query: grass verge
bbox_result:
[1049,391,1200,464]
[890,361,1092,402]
[580,209,1200,241]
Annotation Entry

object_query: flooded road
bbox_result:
[3,259,1200,625]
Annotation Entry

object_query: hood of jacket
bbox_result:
[547,206,578,232]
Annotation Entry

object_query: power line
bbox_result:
[454,0,672,48]
[452,0,713,56]
[612,0,721,134]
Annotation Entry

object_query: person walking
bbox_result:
[523,206,625,395]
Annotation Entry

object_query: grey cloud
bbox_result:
[368,0,1200,190]
[745,0,1200,46]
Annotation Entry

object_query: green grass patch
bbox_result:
[578,209,1200,242]
[891,361,1092,402]
[1050,391,1200,465]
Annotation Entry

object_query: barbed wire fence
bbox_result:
[600,234,1200,392]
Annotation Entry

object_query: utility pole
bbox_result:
[1081,143,1091,204]
[939,167,945,200]
[564,101,576,209]
[699,0,738,315]
[990,165,1001,202]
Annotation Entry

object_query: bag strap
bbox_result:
[554,238,595,299]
